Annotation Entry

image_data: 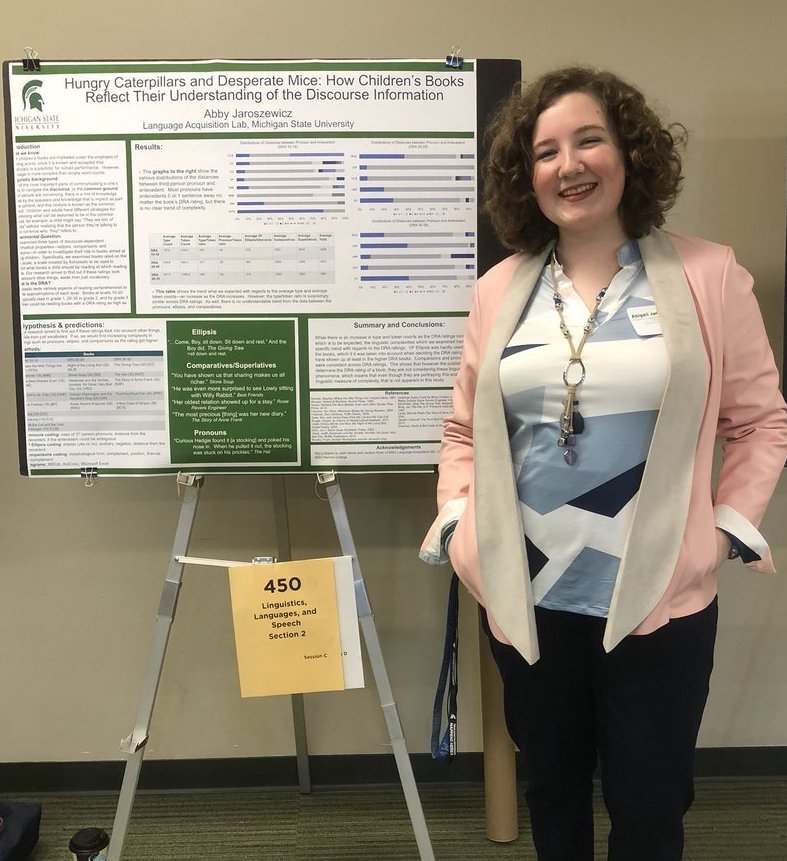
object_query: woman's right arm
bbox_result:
[419,280,483,564]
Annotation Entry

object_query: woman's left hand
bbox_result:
[715,528,732,570]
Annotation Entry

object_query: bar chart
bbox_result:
[357,151,475,209]
[358,231,475,285]
[234,151,346,215]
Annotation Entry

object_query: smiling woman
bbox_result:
[420,66,787,861]
[483,67,685,257]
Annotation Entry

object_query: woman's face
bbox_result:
[531,91,626,241]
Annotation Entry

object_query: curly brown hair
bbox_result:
[483,67,686,254]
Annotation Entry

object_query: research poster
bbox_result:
[4,58,515,476]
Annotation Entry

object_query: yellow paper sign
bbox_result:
[228,558,344,697]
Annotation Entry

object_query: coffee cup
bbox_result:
[69,827,109,860]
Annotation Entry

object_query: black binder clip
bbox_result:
[23,47,41,72]
[445,46,463,69]
[80,467,98,487]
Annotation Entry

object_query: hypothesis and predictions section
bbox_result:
[166,319,299,466]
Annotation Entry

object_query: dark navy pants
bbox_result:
[481,598,718,861]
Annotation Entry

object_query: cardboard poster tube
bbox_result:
[479,625,519,842]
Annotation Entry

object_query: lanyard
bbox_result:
[431,573,459,761]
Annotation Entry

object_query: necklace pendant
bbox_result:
[563,448,578,466]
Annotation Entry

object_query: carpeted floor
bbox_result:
[12,780,787,859]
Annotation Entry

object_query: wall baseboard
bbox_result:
[1,748,784,794]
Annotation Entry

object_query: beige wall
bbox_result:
[1,0,786,764]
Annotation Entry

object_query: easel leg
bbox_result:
[320,473,435,861]
[271,475,311,793]
[106,474,202,861]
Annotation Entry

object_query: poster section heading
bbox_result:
[8,60,478,475]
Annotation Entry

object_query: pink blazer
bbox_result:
[421,228,787,664]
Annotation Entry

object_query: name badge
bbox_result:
[627,306,662,337]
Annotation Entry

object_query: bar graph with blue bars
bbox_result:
[358,231,475,284]
[235,151,346,214]
[357,151,475,208]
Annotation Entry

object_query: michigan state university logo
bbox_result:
[15,77,59,130]
[22,79,45,111]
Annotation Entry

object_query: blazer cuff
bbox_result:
[419,497,468,565]
[714,503,775,572]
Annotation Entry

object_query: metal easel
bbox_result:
[105,471,434,861]
[319,470,434,859]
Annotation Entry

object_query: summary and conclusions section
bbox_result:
[307,316,463,466]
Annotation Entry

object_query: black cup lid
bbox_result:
[69,827,109,851]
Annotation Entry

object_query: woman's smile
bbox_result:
[559,182,598,200]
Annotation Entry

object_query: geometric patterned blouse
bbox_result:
[500,240,669,617]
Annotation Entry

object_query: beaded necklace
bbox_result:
[550,255,607,466]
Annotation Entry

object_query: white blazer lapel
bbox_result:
[474,248,551,664]
[604,229,709,651]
